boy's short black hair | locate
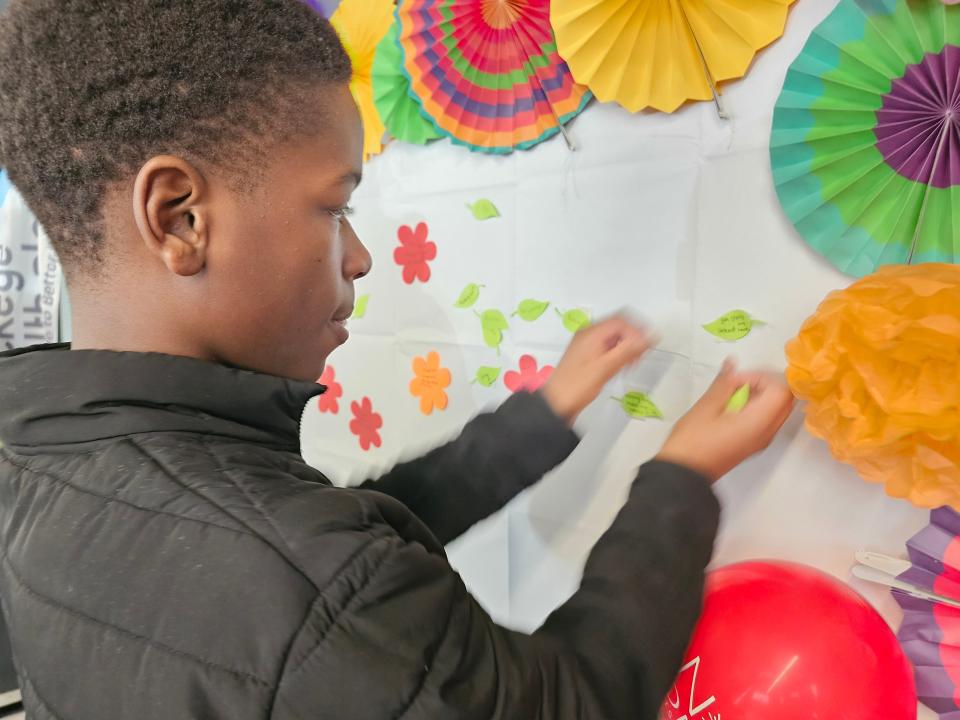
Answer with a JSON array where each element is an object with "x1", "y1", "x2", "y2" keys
[{"x1": 0, "y1": 0, "x2": 351, "y2": 272}]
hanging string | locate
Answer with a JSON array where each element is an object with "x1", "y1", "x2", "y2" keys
[
  {"x1": 678, "y1": 3, "x2": 728, "y2": 120},
  {"x1": 908, "y1": 112, "x2": 954, "y2": 263},
  {"x1": 505, "y1": 7, "x2": 578, "y2": 151}
]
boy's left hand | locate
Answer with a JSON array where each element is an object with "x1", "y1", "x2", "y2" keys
[{"x1": 541, "y1": 315, "x2": 653, "y2": 426}]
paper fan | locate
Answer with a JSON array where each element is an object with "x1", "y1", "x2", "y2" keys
[
  {"x1": 550, "y1": 0, "x2": 795, "y2": 115},
  {"x1": 889, "y1": 508, "x2": 960, "y2": 719},
  {"x1": 373, "y1": 21, "x2": 442, "y2": 146},
  {"x1": 771, "y1": 0, "x2": 960, "y2": 278},
  {"x1": 330, "y1": 0, "x2": 394, "y2": 160},
  {"x1": 396, "y1": 0, "x2": 592, "y2": 154},
  {"x1": 301, "y1": 0, "x2": 340, "y2": 17}
]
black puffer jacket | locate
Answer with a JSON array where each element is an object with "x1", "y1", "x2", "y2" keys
[{"x1": 0, "y1": 344, "x2": 719, "y2": 719}]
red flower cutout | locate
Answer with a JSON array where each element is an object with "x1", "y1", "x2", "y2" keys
[
  {"x1": 504, "y1": 354, "x2": 554, "y2": 393},
  {"x1": 349, "y1": 397, "x2": 383, "y2": 451},
  {"x1": 317, "y1": 365, "x2": 342, "y2": 414},
  {"x1": 393, "y1": 222, "x2": 436, "y2": 284}
]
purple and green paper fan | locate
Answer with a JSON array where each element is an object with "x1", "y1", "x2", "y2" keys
[
  {"x1": 895, "y1": 507, "x2": 960, "y2": 718},
  {"x1": 771, "y1": 0, "x2": 960, "y2": 277}
]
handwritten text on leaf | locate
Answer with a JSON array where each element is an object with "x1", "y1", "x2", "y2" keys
[
  {"x1": 513, "y1": 299, "x2": 550, "y2": 322},
  {"x1": 473, "y1": 366, "x2": 502, "y2": 387},
  {"x1": 615, "y1": 392, "x2": 664, "y2": 420},
  {"x1": 454, "y1": 283, "x2": 483, "y2": 309},
  {"x1": 703, "y1": 310, "x2": 760, "y2": 341},
  {"x1": 478, "y1": 309, "x2": 509, "y2": 352},
  {"x1": 558, "y1": 308, "x2": 591, "y2": 333}
]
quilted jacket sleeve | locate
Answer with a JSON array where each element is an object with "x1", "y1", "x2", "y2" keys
[
  {"x1": 271, "y1": 461, "x2": 719, "y2": 720},
  {"x1": 359, "y1": 391, "x2": 580, "y2": 545}
]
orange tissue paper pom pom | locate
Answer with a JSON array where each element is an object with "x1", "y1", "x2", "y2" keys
[{"x1": 786, "y1": 264, "x2": 960, "y2": 509}]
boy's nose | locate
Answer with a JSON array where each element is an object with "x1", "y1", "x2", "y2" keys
[{"x1": 343, "y1": 219, "x2": 372, "y2": 280}]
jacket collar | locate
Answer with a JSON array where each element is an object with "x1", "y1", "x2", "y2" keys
[{"x1": 0, "y1": 344, "x2": 325, "y2": 453}]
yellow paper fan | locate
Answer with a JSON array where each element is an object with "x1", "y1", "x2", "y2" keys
[
  {"x1": 330, "y1": 0, "x2": 394, "y2": 159},
  {"x1": 551, "y1": 0, "x2": 796, "y2": 114}
]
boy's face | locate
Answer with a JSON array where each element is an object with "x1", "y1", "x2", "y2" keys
[{"x1": 200, "y1": 83, "x2": 371, "y2": 381}]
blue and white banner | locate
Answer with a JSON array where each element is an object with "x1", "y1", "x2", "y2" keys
[{"x1": 0, "y1": 172, "x2": 62, "y2": 351}]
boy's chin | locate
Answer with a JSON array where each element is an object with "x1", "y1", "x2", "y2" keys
[
  {"x1": 259, "y1": 347, "x2": 331, "y2": 384},
  {"x1": 247, "y1": 329, "x2": 342, "y2": 382}
]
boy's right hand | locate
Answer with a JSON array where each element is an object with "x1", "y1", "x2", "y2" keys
[
  {"x1": 656, "y1": 360, "x2": 795, "y2": 483},
  {"x1": 541, "y1": 315, "x2": 652, "y2": 427}
]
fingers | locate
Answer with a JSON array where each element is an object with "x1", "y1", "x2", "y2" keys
[
  {"x1": 741, "y1": 376, "x2": 794, "y2": 418},
  {"x1": 733, "y1": 376, "x2": 795, "y2": 448},
  {"x1": 700, "y1": 359, "x2": 743, "y2": 408},
  {"x1": 580, "y1": 314, "x2": 652, "y2": 374},
  {"x1": 583, "y1": 314, "x2": 642, "y2": 343},
  {"x1": 698, "y1": 365, "x2": 794, "y2": 443},
  {"x1": 598, "y1": 331, "x2": 651, "y2": 377}
]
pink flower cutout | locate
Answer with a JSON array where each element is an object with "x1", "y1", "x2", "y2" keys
[
  {"x1": 504, "y1": 354, "x2": 554, "y2": 393},
  {"x1": 349, "y1": 397, "x2": 383, "y2": 451},
  {"x1": 317, "y1": 365, "x2": 342, "y2": 414},
  {"x1": 393, "y1": 222, "x2": 436, "y2": 284}
]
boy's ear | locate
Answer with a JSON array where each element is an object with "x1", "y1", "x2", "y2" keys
[{"x1": 132, "y1": 156, "x2": 210, "y2": 277}]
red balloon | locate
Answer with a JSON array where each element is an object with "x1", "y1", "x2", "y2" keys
[{"x1": 662, "y1": 561, "x2": 916, "y2": 720}]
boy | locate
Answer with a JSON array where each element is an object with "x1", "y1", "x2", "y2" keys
[{"x1": 0, "y1": 1, "x2": 794, "y2": 718}]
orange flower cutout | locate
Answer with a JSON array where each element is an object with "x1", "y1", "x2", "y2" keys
[
  {"x1": 409, "y1": 351, "x2": 451, "y2": 415},
  {"x1": 786, "y1": 263, "x2": 960, "y2": 510}
]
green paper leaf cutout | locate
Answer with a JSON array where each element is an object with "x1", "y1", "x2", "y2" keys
[
  {"x1": 352, "y1": 294, "x2": 370, "y2": 319},
  {"x1": 702, "y1": 310, "x2": 760, "y2": 342},
  {"x1": 454, "y1": 283, "x2": 483, "y2": 309},
  {"x1": 478, "y1": 309, "x2": 509, "y2": 352},
  {"x1": 557, "y1": 307, "x2": 591, "y2": 333},
  {"x1": 726, "y1": 383, "x2": 751, "y2": 414},
  {"x1": 513, "y1": 299, "x2": 550, "y2": 321},
  {"x1": 480, "y1": 309, "x2": 509, "y2": 331},
  {"x1": 482, "y1": 327, "x2": 503, "y2": 351},
  {"x1": 614, "y1": 392, "x2": 663, "y2": 420},
  {"x1": 467, "y1": 199, "x2": 500, "y2": 221},
  {"x1": 473, "y1": 366, "x2": 502, "y2": 387}
]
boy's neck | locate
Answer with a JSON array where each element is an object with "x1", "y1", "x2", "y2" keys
[{"x1": 68, "y1": 286, "x2": 212, "y2": 363}]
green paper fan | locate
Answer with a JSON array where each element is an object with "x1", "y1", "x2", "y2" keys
[
  {"x1": 771, "y1": 0, "x2": 960, "y2": 277},
  {"x1": 372, "y1": 21, "x2": 441, "y2": 146}
]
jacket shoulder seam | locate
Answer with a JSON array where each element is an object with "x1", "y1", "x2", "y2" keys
[{"x1": 1, "y1": 449, "x2": 259, "y2": 541}]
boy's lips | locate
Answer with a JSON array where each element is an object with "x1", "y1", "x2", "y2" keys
[
  {"x1": 330, "y1": 303, "x2": 353, "y2": 343},
  {"x1": 330, "y1": 317, "x2": 349, "y2": 344}
]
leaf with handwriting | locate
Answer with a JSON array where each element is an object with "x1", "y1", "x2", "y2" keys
[
  {"x1": 703, "y1": 310, "x2": 761, "y2": 341},
  {"x1": 473, "y1": 366, "x2": 502, "y2": 387},
  {"x1": 454, "y1": 283, "x2": 483, "y2": 309},
  {"x1": 513, "y1": 299, "x2": 550, "y2": 322},
  {"x1": 478, "y1": 309, "x2": 509, "y2": 352},
  {"x1": 557, "y1": 307, "x2": 591, "y2": 333},
  {"x1": 614, "y1": 392, "x2": 664, "y2": 420}
]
